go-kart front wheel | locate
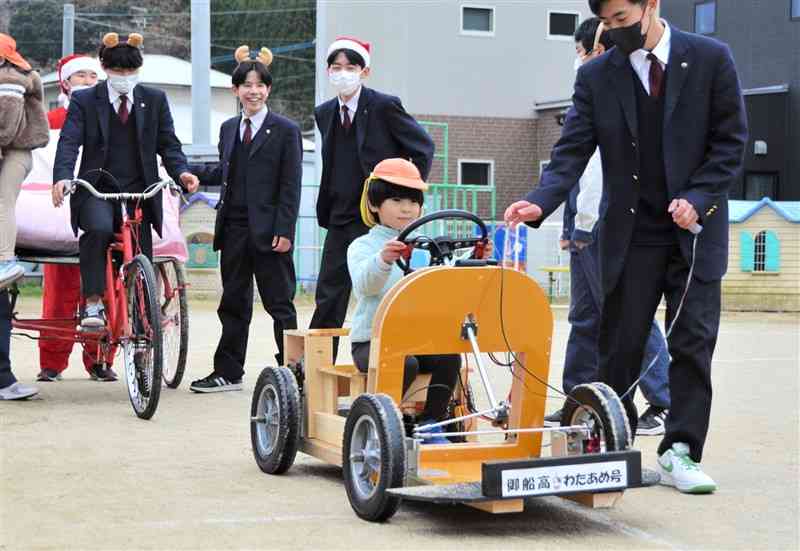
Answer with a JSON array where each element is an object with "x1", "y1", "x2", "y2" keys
[
  {"x1": 250, "y1": 367, "x2": 301, "y2": 474},
  {"x1": 342, "y1": 393, "x2": 406, "y2": 522},
  {"x1": 561, "y1": 382, "x2": 630, "y2": 453}
]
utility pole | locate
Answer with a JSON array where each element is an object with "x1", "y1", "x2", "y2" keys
[
  {"x1": 186, "y1": 0, "x2": 215, "y2": 161},
  {"x1": 62, "y1": 3, "x2": 74, "y2": 57}
]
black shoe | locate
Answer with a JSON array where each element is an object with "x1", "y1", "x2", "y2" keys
[
  {"x1": 37, "y1": 369, "x2": 62, "y2": 382},
  {"x1": 89, "y1": 364, "x2": 118, "y2": 382},
  {"x1": 544, "y1": 408, "x2": 563, "y2": 427},
  {"x1": 190, "y1": 373, "x2": 242, "y2": 393},
  {"x1": 637, "y1": 405, "x2": 668, "y2": 436}
]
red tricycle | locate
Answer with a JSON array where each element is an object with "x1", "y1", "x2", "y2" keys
[{"x1": 10, "y1": 178, "x2": 189, "y2": 419}]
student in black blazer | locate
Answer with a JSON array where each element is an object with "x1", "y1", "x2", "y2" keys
[
  {"x1": 505, "y1": 0, "x2": 747, "y2": 493},
  {"x1": 189, "y1": 47, "x2": 302, "y2": 393},
  {"x1": 309, "y1": 37, "x2": 434, "y2": 357},
  {"x1": 53, "y1": 34, "x2": 198, "y2": 343}
]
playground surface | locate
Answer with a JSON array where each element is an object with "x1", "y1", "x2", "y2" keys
[{"x1": 1, "y1": 301, "x2": 798, "y2": 550}]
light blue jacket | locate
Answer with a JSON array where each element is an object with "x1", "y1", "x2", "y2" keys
[{"x1": 347, "y1": 224, "x2": 405, "y2": 343}]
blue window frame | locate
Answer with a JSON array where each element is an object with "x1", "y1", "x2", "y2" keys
[
  {"x1": 793, "y1": 0, "x2": 800, "y2": 19},
  {"x1": 694, "y1": 1, "x2": 716, "y2": 34}
]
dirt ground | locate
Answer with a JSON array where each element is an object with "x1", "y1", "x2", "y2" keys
[{"x1": 1, "y1": 298, "x2": 798, "y2": 551}]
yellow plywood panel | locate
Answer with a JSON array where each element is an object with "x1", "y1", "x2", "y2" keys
[{"x1": 369, "y1": 266, "x2": 552, "y2": 462}]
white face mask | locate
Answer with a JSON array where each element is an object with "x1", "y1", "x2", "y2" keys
[
  {"x1": 108, "y1": 73, "x2": 139, "y2": 95},
  {"x1": 329, "y1": 70, "x2": 361, "y2": 96},
  {"x1": 69, "y1": 84, "x2": 92, "y2": 97},
  {"x1": 574, "y1": 56, "x2": 583, "y2": 73}
]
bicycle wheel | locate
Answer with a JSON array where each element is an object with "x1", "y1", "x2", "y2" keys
[
  {"x1": 157, "y1": 260, "x2": 189, "y2": 388},
  {"x1": 123, "y1": 254, "x2": 163, "y2": 419}
]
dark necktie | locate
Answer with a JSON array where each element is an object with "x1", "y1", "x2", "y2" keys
[
  {"x1": 243, "y1": 118, "x2": 252, "y2": 145},
  {"x1": 341, "y1": 105, "x2": 351, "y2": 131},
  {"x1": 647, "y1": 53, "x2": 664, "y2": 98},
  {"x1": 118, "y1": 95, "x2": 129, "y2": 124}
]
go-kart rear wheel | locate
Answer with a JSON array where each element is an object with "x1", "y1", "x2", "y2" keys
[
  {"x1": 343, "y1": 393, "x2": 406, "y2": 522},
  {"x1": 591, "y1": 382, "x2": 633, "y2": 448},
  {"x1": 123, "y1": 255, "x2": 163, "y2": 420},
  {"x1": 157, "y1": 260, "x2": 188, "y2": 389},
  {"x1": 250, "y1": 367, "x2": 301, "y2": 474},
  {"x1": 561, "y1": 382, "x2": 629, "y2": 453}
]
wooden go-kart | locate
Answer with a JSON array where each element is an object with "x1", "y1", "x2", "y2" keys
[{"x1": 250, "y1": 210, "x2": 650, "y2": 522}]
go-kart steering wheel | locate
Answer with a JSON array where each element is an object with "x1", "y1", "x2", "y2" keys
[{"x1": 395, "y1": 209, "x2": 489, "y2": 274}]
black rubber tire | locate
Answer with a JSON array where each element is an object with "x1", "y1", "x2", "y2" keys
[
  {"x1": 123, "y1": 254, "x2": 163, "y2": 420},
  {"x1": 591, "y1": 382, "x2": 633, "y2": 449},
  {"x1": 250, "y1": 367, "x2": 301, "y2": 474},
  {"x1": 158, "y1": 260, "x2": 189, "y2": 389},
  {"x1": 342, "y1": 393, "x2": 406, "y2": 522},
  {"x1": 561, "y1": 382, "x2": 629, "y2": 452}
]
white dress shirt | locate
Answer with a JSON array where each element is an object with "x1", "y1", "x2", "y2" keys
[
  {"x1": 628, "y1": 20, "x2": 671, "y2": 95},
  {"x1": 106, "y1": 80, "x2": 136, "y2": 114},
  {"x1": 240, "y1": 105, "x2": 268, "y2": 141},
  {"x1": 337, "y1": 85, "x2": 361, "y2": 123}
]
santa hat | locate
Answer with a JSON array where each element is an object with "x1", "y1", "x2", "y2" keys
[
  {"x1": 327, "y1": 36, "x2": 371, "y2": 68},
  {"x1": 56, "y1": 54, "x2": 102, "y2": 105}
]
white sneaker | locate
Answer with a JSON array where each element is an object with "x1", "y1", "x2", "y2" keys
[
  {"x1": 0, "y1": 382, "x2": 39, "y2": 400},
  {"x1": 0, "y1": 260, "x2": 25, "y2": 289},
  {"x1": 658, "y1": 442, "x2": 717, "y2": 494}
]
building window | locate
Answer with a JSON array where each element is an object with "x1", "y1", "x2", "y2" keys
[
  {"x1": 793, "y1": 0, "x2": 800, "y2": 19},
  {"x1": 547, "y1": 11, "x2": 579, "y2": 40},
  {"x1": 745, "y1": 172, "x2": 778, "y2": 200},
  {"x1": 694, "y1": 1, "x2": 716, "y2": 34},
  {"x1": 740, "y1": 230, "x2": 781, "y2": 273},
  {"x1": 458, "y1": 160, "x2": 494, "y2": 186},
  {"x1": 461, "y1": 5, "x2": 495, "y2": 36}
]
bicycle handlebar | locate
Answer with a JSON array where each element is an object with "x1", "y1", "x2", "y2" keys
[{"x1": 65, "y1": 178, "x2": 180, "y2": 201}]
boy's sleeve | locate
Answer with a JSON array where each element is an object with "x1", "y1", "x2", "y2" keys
[
  {"x1": 384, "y1": 96, "x2": 435, "y2": 180},
  {"x1": 189, "y1": 124, "x2": 224, "y2": 187},
  {"x1": 53, "y1": 97, "x2": 85, "y2": 183},
  {"x1": 156, "y1": 93, "x2": 190, "y2": 182},
  {"x1": 348, "y1": 238, "x2": 393, "y2": 297},
  {"x1": 274, "y1": 123, "x2": 303, "y2": 240},
  {"x1": 680, "y1": 44, "x2": 747, "y2": 221}
]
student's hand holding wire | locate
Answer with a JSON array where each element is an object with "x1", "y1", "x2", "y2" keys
[
  {"x1": 381, "y1": 240, "x2": 407, "y2": 264},
  {"x1": 504, "y1": 200, "x2": 542, "y2": 228},
  {"x1": 272, "y1": 236, "x2": 291, "y2": 253},
  {"x1": 668, "y1": 198, "x2": 699, "y2": 230}
]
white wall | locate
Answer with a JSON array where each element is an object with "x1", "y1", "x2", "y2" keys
[{"x1": 321, "y1": 0, "x2": 590, "y2": 118}]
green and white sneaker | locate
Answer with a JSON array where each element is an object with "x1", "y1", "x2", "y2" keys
[{"x1": 658, "y1": 442, "x2": 717, "y2": 494}]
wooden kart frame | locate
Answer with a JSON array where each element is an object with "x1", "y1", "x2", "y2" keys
[{"x1": 261, "y1": 264, "x2": 644, "y2": 518}]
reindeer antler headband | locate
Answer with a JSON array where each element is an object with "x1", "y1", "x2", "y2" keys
[
  {"x1": 234, "y1": 45, "x2": 273, "y2": 67},
  {"x1": 102, "y1": 32, "x2": 143, "y2": 50}
]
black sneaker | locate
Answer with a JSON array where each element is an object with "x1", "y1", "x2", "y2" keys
[
  {"x1": 544, "y1": 408, "x2": 563, "y2": 427},
  {"x1": 89, "y1": 364, "x2": 118, "y2": 382},
  {"x1": 637, "y1": 405, "x2": 668, "y2": 436},
  {"x1": 37, "y1": 369, "x2": 62, "y2": 382},
  {"x1": 190, "y1": 373, "x2": 242, "y2": 393}
]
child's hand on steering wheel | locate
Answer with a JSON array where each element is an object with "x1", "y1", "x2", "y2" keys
[{"x1": 381, "y1": 240, "x2": 407, "y2": 265}]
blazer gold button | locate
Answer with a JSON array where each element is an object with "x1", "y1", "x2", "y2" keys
[
  {"x1": 633, "y1": 174, "x2": 639, "y2": 181},
  {"x1": 630, "y1": 208, "x2": 636, "y2": 214}
]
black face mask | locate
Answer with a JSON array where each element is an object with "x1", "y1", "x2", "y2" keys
[{"x1": 607, "y1": 8, "x2": 648, "y2": 55}]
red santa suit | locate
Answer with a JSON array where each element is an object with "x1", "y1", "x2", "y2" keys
[{"x1": 40, "y1": 54, "x2": 107, "y2": 374}]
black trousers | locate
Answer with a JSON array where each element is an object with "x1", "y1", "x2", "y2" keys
[
  {"x1": 310, "y1": 221, "x2": 368, "y2": 361},
  {"x1": 599, "y1": 243, "x2": 720, "y2": 462},
  {"x1": 77, "y1": 196, "x2": 153, "y2": 297},
  {"x1": 0, "y1": 290, "x2": 15, "y2": 388},
  {"x1": 214, "y1": 220, "x2": 297, "y2": 380},
  {"x1": 351, "y1": 341, "x2": 460, "y2": 421}
]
